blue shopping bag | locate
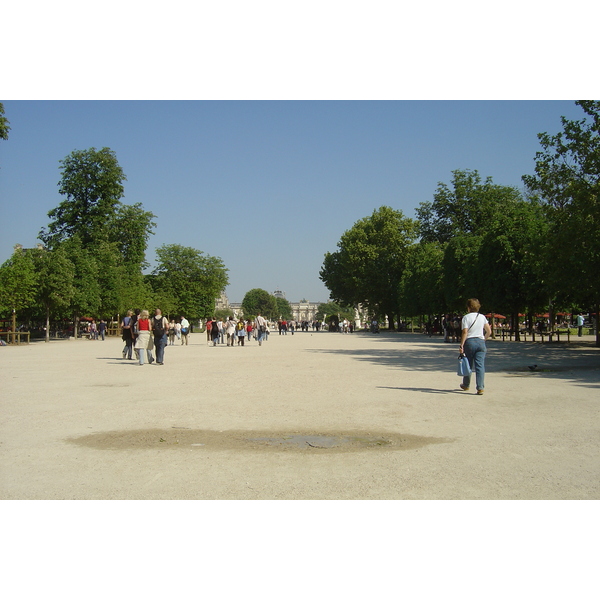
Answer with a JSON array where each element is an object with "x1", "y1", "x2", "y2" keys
[{"x1": 457, "y1": 354, "x2": 471, "y2": 377}]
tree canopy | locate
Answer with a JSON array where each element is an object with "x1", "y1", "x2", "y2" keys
[
  {"x1": 150, "y1": 244, "x2": 229, "y2": 319},
  {"x1": 241, "y1": 288, "x2": 278, "y2": 320},
  {"x1": 40, "y1": 147, "x2": 127, "y2": 248},
  {"x1": 320, "y1": 206, "x2": 418, "y2": 328},
  {"x1": 0, "y1": 102, "x2": 10, "y2": 141},
  {"x1": 522, "y1": 100, "x2": 600, "y2": 345}
]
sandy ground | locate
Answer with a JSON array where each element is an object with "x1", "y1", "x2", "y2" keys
[{"x1": 1, "y1": 329, "x2": 599, "y2": 499}]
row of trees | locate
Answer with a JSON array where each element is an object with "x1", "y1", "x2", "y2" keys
[
  {"x1": 320, "y1": 101, "x2": 600, "y2": 345},
  {"x1": 0, "y1": 146, "x2": 229, "y2": 340}
]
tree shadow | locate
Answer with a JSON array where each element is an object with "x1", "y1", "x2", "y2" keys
[{"x1": 307, "y1": 332, "x2": 600, "y2": 388}]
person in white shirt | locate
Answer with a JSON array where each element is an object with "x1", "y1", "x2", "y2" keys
[
  {"x1": 254, "y1": 313, "x2": 268, "y2": 346},
  {"x1": 225, "y1": 316, "x2": 236, "y2": 346},
  {"x1": 458, "y1": 298, "x2": 491, "y2": 395},
  {"x1": 180, "y1": 316, "x2": 190, "y2": 345}
]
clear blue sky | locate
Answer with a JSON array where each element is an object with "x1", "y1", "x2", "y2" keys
[{"x1": 0, "y1": 100, "x2": 587, "y2": 303}]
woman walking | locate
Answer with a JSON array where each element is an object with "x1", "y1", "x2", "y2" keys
[
  {"x1": 236, "y1": 319, "x2": 246, "y2": 346},
  {"x1": 135, "y1": 309, "x2": 154, "y2": 365},
  {"x1": 225, "y1": 316, "x2": 236, "y2": 346},
  {"x1": 210, "y1": 318, "x2": 220, "y2": 346},
  {"x1": 459, "y1": 298, "x2": 491, "y2": 395}
]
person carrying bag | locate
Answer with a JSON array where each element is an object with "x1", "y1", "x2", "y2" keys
[{"x1": 458, "y1": 298, "x2": 491, "y2": 395}]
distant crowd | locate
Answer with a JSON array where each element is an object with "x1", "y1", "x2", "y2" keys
[{"x1": 119, "y1": 311, "x2": 327, "y2": 366}]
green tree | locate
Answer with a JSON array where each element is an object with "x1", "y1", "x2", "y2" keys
[
  {"x1": 399, "y1": 241, "x2": 445, "y2": 318},
  {"x1": 275, "y1": 297, "x2": 293, "y2": 320},
  {"x1": 320, "y1": 206, "x2": 418, "y2": 329},
  {"x1": 110, "y1": 202, "x2": 157, "y2": 269},
  {"x1": 151, "y1": 244, "x2": 229, "y2": 319},
  {"x1": 522, "y1": 100, "x2": 600, "y2": 345},
  {"x1": 0, "y1": 102, "x2": 10, "y2": 140},
  {"x1": 38, "y1": 148, "x2": 156, "y2": 330},
  {"x1": 417, "y1": 169, "x2": 523, "y2": 243},
  {"x1": 417, "y1": 169, "x2": 548, "y2": 325},
  {"x1": 241, "y1": 288, "x2": 278, "y2": 320},
  {"x1": 0, "y1": 248, "x2": 37, "y2": 331},
  {"x1": 61, "y1": 237, "x2": 102, "y2": 336},
  {"x1": 40, "y1": 147, "x2": 127, "y2": 248},
  {"x1": 30, "y1": 246, "x2": 75, "y2": 342}
]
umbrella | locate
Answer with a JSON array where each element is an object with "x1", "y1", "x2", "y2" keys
[{"x1": 485, "y1": 313, "x2": 506, "y2": 319}]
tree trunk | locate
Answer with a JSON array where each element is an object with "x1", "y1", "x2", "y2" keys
[
  {"x1": 45, "y1": 306, "x2": 50, "y2": 343},
  {"x1": 512, "y1": 312, "x2": 520, "y2": 341}
]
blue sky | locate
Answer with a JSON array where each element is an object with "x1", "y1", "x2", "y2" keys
[{"x1": 0, "y1": 100, "x2": 588, "y2": 302}]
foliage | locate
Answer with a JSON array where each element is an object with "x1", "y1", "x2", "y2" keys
[
  {"x1": 417, "y1": 169, "x2": 523, "y2": 242},
  {"x1": 399, "y1": 241, "x2": 445, "y2": 317},
  {"x1": 30, "y1": 246, "x2": 76, "y2": 341},
  {"x1": 0, "y1": 102, "x2": 10, "y2": 140},
  {"x1": 522, "y1": 100, "x2": 600, "y2": 312},
  {"x1": 241, "y1": 288, "x2": 278, "y2": 320},
  {"x1": 320, "y1": 206, "x2": 418, "y2": 328},
  {"x1": 275, "y1": 297, "x2": 293, "y2": 320},
  {"x1": 40, "y1": 147, "x2": 127, "y2": 248},
  {"x1": 151, "y1": 244, "x2": 229, "y2": 320},
  {"x1": 0, "y1": 249, "x2": 38, "y2": 315},
  {"x1": 110, "y1": 202, "x2": 157, "y2": 269},
  {"x1": 414, "y1": 169, "x2": 548, "y2": 319},
  {"x1": 60, "y1": 236, "x2": 102, "y2": 320}
]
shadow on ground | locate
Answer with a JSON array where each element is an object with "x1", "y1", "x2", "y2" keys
[{"x1": 308, "y1": 332, "x2": 600, "y2": 388}]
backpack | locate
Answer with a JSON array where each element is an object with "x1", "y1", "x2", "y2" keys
[{"x1": 153, "y1": 316, "x2": 166, "y2": 337}]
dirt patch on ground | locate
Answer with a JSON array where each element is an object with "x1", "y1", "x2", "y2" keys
[{"x1": 67, "y1": 428, "x2": 451, "y2": 453}]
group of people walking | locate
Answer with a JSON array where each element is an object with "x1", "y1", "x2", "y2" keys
[
  {"x1": 205, "y1": 315, "x2": 270, "y2": 347},
  {"x1": 118, "y1": 300, "x2": 491, "y2": 396},
  {"x1": 121, "y1": 310, "x2": 190, "y2": 366}
]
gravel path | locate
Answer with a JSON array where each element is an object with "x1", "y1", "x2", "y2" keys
[{"x1": 2, "y1": 330, "x2": 599, "y2": 499}]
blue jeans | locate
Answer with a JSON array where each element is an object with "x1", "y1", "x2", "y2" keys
[
  {"x1": 154, "y1": 334, "x2": 167, "y2": 363},
  {"x1": 463, "y1": 337, "x2": 487, "y2": 391}
]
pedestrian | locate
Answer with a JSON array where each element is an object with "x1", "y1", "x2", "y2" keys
[
  {"x1": 168, "y1": 320, "x2": 176, "y2": 345},
  {"x1": 225, "y1": 316, "x2": 236, "y2": 346},
  {"x1": 246, "y1": 319, "x2": 253, "y2": 342},
  {"x1": 217, "y1": 318, "x2": 225, "y2": 344},
  {"x1": 135, "y1": 310, "x2": 154, "y2": 365},
  {"x1": 98, "y1": 319, "x2": 107, "y2": 341},
  {"x1": 152, "y1": 308, "x2": 169, "y2": 364},
  {"x1": 236, "y1": 318, "x2": 245, "y2": 346},
  {"x1": 180, "y1": 316, "x2": 190, "y2": 345},
  {"x1": 458, "y1": 298, "x2": 491, "y2": 395},
  {"x1": 255, "y1": 313, "x2": 268, "y2": 346},
  {"x1": 576, "y1": 313, "x2": 585, "y2": 337},
  {"x1": 210, "y1": 318, "x2": 220, "y2": 346},
  {"x1": 205, "y1": 318, "x2": 213, "y2": 345},
  {"x1": 121, "y1": 310, "x2": 134, "y2": 359}
]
